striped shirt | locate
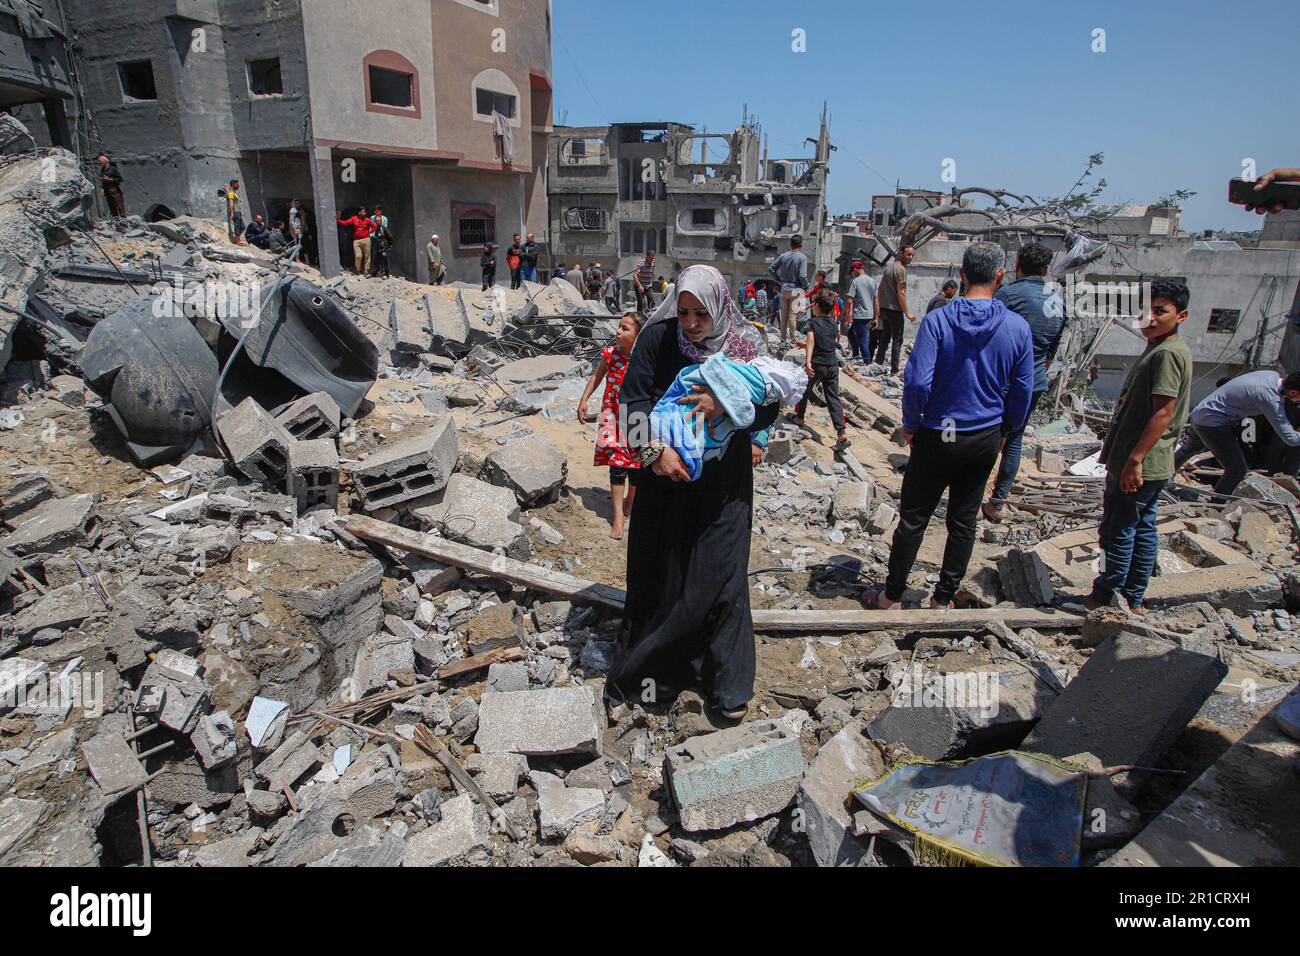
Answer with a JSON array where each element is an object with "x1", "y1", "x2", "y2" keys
[{"x1": 636, "y1": 258, "x2": 656, "y2": 289}]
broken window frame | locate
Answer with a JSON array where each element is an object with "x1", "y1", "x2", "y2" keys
[
  {"x1": 246, "y1": 58, "x2": 283, "y2": 97},
  {"x1": 1207, "y1": 308, "x2": 1242, "y2": 334},
  {"x1": 117, "y1": 59, "x2": 158, "y2": 102}
]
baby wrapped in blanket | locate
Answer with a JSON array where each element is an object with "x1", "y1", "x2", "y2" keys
[{"x1": 640, "y1": 267, "x2": 807, "y2": 481}]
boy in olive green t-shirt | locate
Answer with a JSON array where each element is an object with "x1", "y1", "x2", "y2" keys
[{"x1": 1086, "y1": 278, "x2": 1193, "y2": 612}]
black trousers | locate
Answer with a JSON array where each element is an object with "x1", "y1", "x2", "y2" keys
[
  {"x1": 885, "y1": 424, "x2": 1001, "y2": 604},
  {"x1": 481, "y1": 268, "x2": 495, "y2": 291},
  {"x1": 796, "y1": 363, "x2": 845, "y2": 433},
  {"x1": 873, "y1": 308, "x2": 906, "y2": 372},
  {"x1": 510, "y1": 268, "x2": 522, "y2": 289}
]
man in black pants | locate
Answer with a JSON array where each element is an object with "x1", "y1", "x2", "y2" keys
[
  {"x1": 792, "y1": 288, "x2": 851, "y2": 451},
  {"x1": 873, "y1": 244, "x2": 916, "y2": 374},
  {"x1": 872, "y1": 242, "x2": 1035, "y2": 610}
]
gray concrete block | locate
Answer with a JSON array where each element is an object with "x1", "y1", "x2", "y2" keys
[
  {"x1": 998, "y1": 548, "x2": 1055, "y2": 606},
  {"x1": 536, "y1": 778, "x2": 605, "y2": 840},
  {"x1": 867, "y1": 665, "x2": 1056, "y2": 761},
  {"x1": 1022, "y1": 632, "x2": 1228, "y2": 784},
  {"x1": 288, "y1": 438, "x2": 340, "y2": 511},
  {"x1": 413, "y1": 474, "x2": 529, "y2": 559},
  {"x1": 348, "y1": 417, "x2": 458, "y2": 510},
  {"x1": 254, "y1": 730, "x2": 323, "y2": 788},
  {"x1": 345, "y1": 631, "x2": 415, "y2": 702},
  {"x1": 191, "y1": 711, "x2": 237, "y2": 770},
  {"x1": 402, "y1": 793, "x2": 491, "y2": 867},
  {"x1": 481, "y1": 431, "x2": 567, "y2": 507},
  {"x1": 218, "y1": 398, "x2": 295, "y2": 492},
  {"x1": 485, "y1": 662, "x2": 529, "y2": 693},
  {"x1": 664, "y1": 719, "x2": 806, "y2": 832},
  {"x1": 463, "y1": 752, "x2": 526, "y2": 802},
  {"x1": 475, "y1": 685, "x2": 603, "y2": 757},
  {"x1": 797, "y1": 725, "x2": 885, "y2": 867},
  {"x1": 0, "y1": 493, "x2": 100, "y2": 557},
  {"x1": 275, "y1": 391, "x2": 342, "y2": 440},
  {"x1": 832, "y1": 481, "x2": 873, "y2": 526}
]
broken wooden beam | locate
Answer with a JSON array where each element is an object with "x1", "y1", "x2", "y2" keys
[
  {"x1": 347, "y1": 516, "x2": 1087, "y2": 634},
  {"x1": 751, "y1": 606, "x2": 1084, "y2": 633},
  {"x1": 346, "y1": 515, "x2": 626, "y2": 611}
]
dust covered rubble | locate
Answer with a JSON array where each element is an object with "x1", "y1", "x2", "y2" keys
[{"x1": 1, "y1": 126, "x2": 1298, "y2": 866}]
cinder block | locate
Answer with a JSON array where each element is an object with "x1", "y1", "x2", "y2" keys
[
  {"x1": 1022, "y1": 632, "x2": 1228, "y2": 790},
  {"x1": 288, "y1": 438, "x2": 340, "y2": 511},
  {"x1": 218, "y1": 398, "x2": 294, "y2": 492},
  {"x1": 832, "y1": 481, "x2": 873, "y2": 526},
  {"x1": 275, "y1": 391, "x2": 342, "y2": 440},
  {"x1": 413, "y1": 474, "x2": 529, "y2": 559},
  {"x1": 664, "y1": 719, "x2": 806, "y2": 832},
  {"x1": 348, "y1": 417, "x2": 458, "y2": 510}
]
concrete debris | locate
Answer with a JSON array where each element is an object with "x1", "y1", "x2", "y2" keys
[
  {"x1": 867, "y1": 664, "x2": 1057, "y2": 761},
  {"x1": 1022, "y1": 632, "x2": 1228, "y2": 791},
  {"x1": 0, "y1": 189, "x2": 1295, "y2": 872},
  {"x1": 475, "y1": 686, "x2": 603, "y2": 757},
  {"x1": 664, "y1": 720, "x2": 806, "y2": 832},
  {"x1": 482, "y1": 431, "x2": 568, "y2": 507},
  {"x1": 348, "y1": 418, "x2": 458, "y2": 511},
  {"x1": 998, "y1": 548, "x2": 1056, "y2": 606}
]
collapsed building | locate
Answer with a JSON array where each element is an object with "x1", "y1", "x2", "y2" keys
[
  {"x1": 31, "y1": 0, "x2": 553, "y2": 284},
  {"x1": 548, "y1": 112, "x2": 832, "y2": 291}
]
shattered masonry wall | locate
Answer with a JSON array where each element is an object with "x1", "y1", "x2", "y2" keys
[{"x1": 62, "y1": 0, "x2": 311, "y2": 221}]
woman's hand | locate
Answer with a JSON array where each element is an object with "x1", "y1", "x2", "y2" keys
[
  {"x1": 652, "y1": 445, "x2": 691, "y2": 482},
  {"x1": 577, "y1": 400, "x2": 589, "y2": 424},
  {"x1": 678, "y1": 386, "x2": 723, "y2": 433}
]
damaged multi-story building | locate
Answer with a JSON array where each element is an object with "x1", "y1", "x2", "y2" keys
[
  {"x1": 548, "y1": 113, "x2": 832, "y2": 290},
  {"x1": 836, "y1": 200, "x2": 1300, "y2": 406},
  {"x1": 50, "y1": 0, "x2": 553, "y2": 283},
  {"x1": 0, "y1": 0, "x2": 74, "y2": 148}
]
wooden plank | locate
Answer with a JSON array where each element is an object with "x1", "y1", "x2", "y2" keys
[
  {"x1": 437, "y1": 646, "x2": 526, "y2": 680},
  {"x1": 413, "y1": 725, "x2": 523, "y2": 842},
  {"x1": 751, "y1": 607, "x2": 1084, "y2": 633},
  {"x1": 346, "y1": 515, "x2": 626, "y2": 611},
  {"x1": 349, "y1": 516, "x2": 1085, "y2": 635}
]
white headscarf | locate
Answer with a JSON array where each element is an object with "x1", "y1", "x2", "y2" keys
[{"x1": 643, "y1": 265, "x2": 767, "y2": 363}]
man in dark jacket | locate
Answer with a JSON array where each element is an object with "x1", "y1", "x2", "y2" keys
[
  {"x1": 480, "y1": 243, "x2": 497, "y2": 291},
  {"x1": 97, "y1": 153, "x2": 126, "y2": 217},
  {"x1": 984, "y1": 243, "x2": 1067, "y2": 520}
]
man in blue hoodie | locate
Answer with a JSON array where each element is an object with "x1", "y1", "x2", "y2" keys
[{"x1": 871, "y1": 242, "x2": 1035, "y2": 610}]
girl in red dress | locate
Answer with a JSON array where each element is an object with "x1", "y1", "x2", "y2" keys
[{"x1": 579, "y1": 313, "x2": 643, "y2": 539}]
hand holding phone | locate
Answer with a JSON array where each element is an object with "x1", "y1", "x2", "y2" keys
[{"x1": 1229, "y1": 172, "x2": 1300, "y2": 214}]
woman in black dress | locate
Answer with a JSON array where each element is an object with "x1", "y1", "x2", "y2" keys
[{"x1": 608, "y1": 265, "x2": 782, "y2": 720}]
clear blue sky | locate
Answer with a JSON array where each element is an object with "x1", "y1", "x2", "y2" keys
[{"x1": 551, "y1": 0, "x2": 1300, "y2": 231}]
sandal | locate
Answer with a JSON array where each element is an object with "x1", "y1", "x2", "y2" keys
[{"x1": 717, "y1": 705, "x2": 748, "y2": 721}]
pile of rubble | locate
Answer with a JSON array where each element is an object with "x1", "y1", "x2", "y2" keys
[{"x1": 1, "y1": 132, "x2": 1298, "y2": 868}]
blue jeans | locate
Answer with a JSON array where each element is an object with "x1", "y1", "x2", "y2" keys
[
  {"x1": 1091, "y1": 471, "x2": 1168, "y2": 609},
  {"x1": 521, "y1": 266, "x2": 537, "y2": 283},
  {"x1": 991, "y1": 390, "x2": 1046, "y2": 503},
  {"x1": 849, "y1": 320, "x2": 872, "y2": 360}
]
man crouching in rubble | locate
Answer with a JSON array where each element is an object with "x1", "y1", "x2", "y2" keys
[{"x1": 1085, "y1": 278, "x2": 1192, "y2": 614}]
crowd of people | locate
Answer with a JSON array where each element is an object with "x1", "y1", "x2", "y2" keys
[{"x1": 575, "y1": 204, "x2": 1300, "y2": 723}]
